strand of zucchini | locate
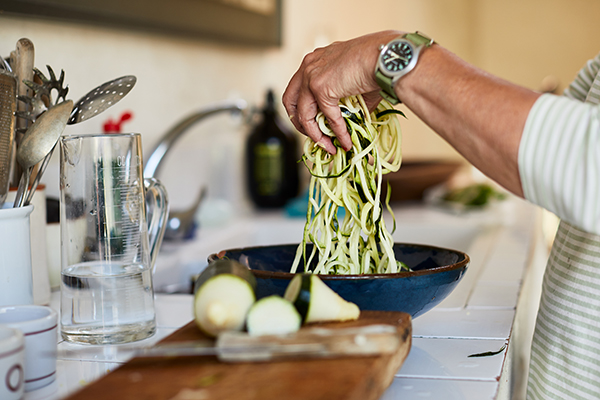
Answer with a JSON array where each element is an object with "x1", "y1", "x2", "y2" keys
[{"x1": 290, "y1": 95, "x2": 408, "y2": 275}]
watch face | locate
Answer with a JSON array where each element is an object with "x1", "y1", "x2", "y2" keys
[{"x1": 382, "y1": 41, "x2": 413, "y2": 73}]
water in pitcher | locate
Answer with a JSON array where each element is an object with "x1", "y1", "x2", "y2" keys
[{"x1": 60, "y1": 261, "x2": 156, "y2": 344}]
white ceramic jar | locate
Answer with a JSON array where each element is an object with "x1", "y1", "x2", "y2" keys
[{"x1": 0, "y1": 204, "x2": 34, "y2": 307}]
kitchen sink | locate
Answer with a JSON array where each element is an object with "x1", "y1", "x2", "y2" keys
[{"x1": 153, "y1": 208, "x2": 497, "y2": 298}]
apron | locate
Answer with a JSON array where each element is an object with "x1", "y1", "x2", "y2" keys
[{"x1": 527, "y1": 64, "x2": 600, "y2": 399}]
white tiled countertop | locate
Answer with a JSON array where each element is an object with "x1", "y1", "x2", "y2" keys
[{"x1": 25, "y1": 195, "x2": 548, "y2": 400}]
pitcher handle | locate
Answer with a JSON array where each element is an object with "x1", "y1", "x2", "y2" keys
[{"x1": 144, "y1": 177, "x2": 169, "y2": 273}]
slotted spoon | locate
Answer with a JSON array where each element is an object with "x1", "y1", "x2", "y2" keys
[
  {"x1": 25, "y1": 75, "x2": 137, "y2": 204},
  {"x1": 68, "y1": 75, "x2": 136, "y2": 125}
]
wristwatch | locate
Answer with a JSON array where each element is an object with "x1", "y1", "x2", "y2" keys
[{"x1": 375, "y1": 31, "x2": 434, "y2": 104}]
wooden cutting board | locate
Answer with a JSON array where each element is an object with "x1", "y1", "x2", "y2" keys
[{"x1": 65, "y1": 311, "x2": 411, "y2": 400}]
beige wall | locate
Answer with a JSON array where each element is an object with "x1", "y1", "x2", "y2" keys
[
  {"x1": 473, "y1": 0, "x2": 600, "y2": 90},
  {"x1": 1, "y1": 0, "x2": 600, "y2": 211}
]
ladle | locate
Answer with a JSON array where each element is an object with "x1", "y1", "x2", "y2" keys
[
  {"x1": 13, "y1": 100, "x2": 72, "y2": 207},
  {"x1": 24, "y1": 75, "x2": 137, "y2": 204}
]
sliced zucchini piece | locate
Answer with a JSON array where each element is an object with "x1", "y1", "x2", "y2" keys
[
  {"x1": 193, "y1": 260, "x2": 256, "y2": 337},
  {"x1": 246, "y1": 295, "x2": 302, "y2": 336},
  {"x1": 284, "y1": 274, "x2": 360, "y2": 323},
  {"x1": 193, "y1": 259, "x2": 256, "y2": 294}
]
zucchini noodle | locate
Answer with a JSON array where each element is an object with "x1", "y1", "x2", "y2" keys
[{"x1": 291, "y1": 95, "x2": 408, "y2": 275}]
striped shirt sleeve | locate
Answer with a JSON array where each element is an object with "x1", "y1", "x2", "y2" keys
[
  {"x1": 518, "y1": 95, "x2": 600, "y2": 235},
  {"x1": 563, "y1": 54, "x2": 600, "y2": 101}
]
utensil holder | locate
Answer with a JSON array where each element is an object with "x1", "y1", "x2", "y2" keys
[
  {"x1": 7, "y1": 186, "x2": 50, "y2": 305},
  {"x1": 0, "y1": 205, "x2": 34, "y2": 307}
]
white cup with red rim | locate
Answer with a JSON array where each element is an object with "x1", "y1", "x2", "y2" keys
[
  {"x1": 0, "y1": 326, "x2": 25, "y2": 399},
  {"x1": 0, "y1": 305, "x2": 58, "y2": 391}
]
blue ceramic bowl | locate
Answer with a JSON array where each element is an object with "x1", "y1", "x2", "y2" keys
[{"x1": 208, "y1": 243, "x2": 469, "y2": 318}]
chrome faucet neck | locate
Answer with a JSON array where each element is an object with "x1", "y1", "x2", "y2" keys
[{"x1": 143, "y1": 99, "x2": 247, "y2": 178}]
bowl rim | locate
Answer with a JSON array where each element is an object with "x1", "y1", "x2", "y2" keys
[{"x1": 208, "y1": 242, "x2": 470, "y2": 280}]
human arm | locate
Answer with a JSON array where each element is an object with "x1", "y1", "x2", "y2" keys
[
  {"x1": 519, "y1": 53, "x2": 600, "y2": 235},
  {"x1": 407, "y1": 47, "x2": 600, "y2": 233},
  {"x1": 282, "y1": 30, "x2": 541, "y2": 197}
]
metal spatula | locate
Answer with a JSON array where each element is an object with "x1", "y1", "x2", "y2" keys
[{"x1": 0, "y1": 69, "x2": 17, "y2": 207}]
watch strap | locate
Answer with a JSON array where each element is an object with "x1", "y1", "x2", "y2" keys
[
  {"x1": 375, "y1": 70, "x2": 400, "y2": 105},
  {"x1": 404, "y1": 31, "x2": 434, "y2": 48}
]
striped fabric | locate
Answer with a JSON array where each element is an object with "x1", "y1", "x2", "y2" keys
[
  {"x1": 519, "y1": 53, "x2": 600, "y2": 399},
  {"x1": 527, "y1": 224, "x2": 600, "y2": 398},
  {"x1": 519, "y1": 95, "x2": 600, "y2": 235}
]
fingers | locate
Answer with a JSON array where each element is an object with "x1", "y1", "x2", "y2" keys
[
  {"x1": 283, "y1": 55, "x2": 341, "y2": 154},
  {"x1": 295, "y1": 86, "x2": 338, "y2": 154},
  {"x1": 315, "y1": 100, "x2": 353, "y2": 151},
  {"x1": 282, "y1": 69, "x2": 305, "y2": 134},
  {"x1": 284, "y1": 65, "x2": 350, "y2": 153}
]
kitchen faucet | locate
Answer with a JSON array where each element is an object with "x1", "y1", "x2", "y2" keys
[
  {"x1": 144, "y1": 98, "x2": 248, "y2": 179},
  {"x1": 144, "y1": 98, "x2": 248, "y2": 241}
]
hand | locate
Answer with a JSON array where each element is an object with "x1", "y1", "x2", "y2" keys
[{"x1": 282, "y1": 30, "x2": 403, "y2": 153}]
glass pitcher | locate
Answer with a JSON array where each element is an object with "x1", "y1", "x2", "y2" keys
[{"x1": 59, "y1": 133, "x2": 168, "y2": 344}]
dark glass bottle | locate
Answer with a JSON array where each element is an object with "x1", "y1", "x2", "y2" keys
[{"x1": 246, "y1": 89, "x2": 299, "y2": 208}]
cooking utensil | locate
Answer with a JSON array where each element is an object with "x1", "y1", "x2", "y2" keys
[
  {"x1": 137, "y1": 324, "x2": 400, "y2": 362},
  {"x1": 68, "y1": 75, "x2": 136, "y2": 125},
  {"x1": 209, "y1": 243, "x2": 470, "y2": 319},
  {"x1": 0, "y1": 69, "x2": 17, "y2": 207},
  {"x1": 0, "y1": 56, "x2": 11, "y2": 71},
  {"x1": 23, "y1": 146, "x2": 53, "y2": 206},
  {"x1": 13, "y1": 100, "x2": 72, "y2": 208},
  {"x1": 11, "y1": 39, "x2": 35, "y2": 188},
  {"x1": 24, "y1": 75, "x2": 137, "y2": 205},
  {"x1": 50, "y1": 324, "x2": 401, "y2": 362},
  {"x1": 14, "y1": 66, "x2": 69, "y2": 204},
  {"x1": 14, "y1": 39, "x2": 34, "y2": 133},
  {"x1": 16, "y1": 66, "x2": 69, "y2": 129}
]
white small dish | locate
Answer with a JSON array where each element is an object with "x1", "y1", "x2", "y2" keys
[
  {"x1": 0, "y1": 305, "x2": 58, "y2": 391},
  {"x1": 0, "y1": 326, "x2": 25, "y2": 399}
]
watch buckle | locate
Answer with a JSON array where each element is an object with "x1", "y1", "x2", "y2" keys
[{"x1": 415, "y1": 31, "x2": 435, "y2": 46}]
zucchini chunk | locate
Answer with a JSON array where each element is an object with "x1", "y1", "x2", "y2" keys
[
  {"x1": 193, "y1": 260, "x2": 256, "y2": 337},
  {"x1": 246, "y1": 295, "x2": 302, "y2": 336},
  {"x1": 284, "y1": 274, "x2": 360, "y2": 323}
]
